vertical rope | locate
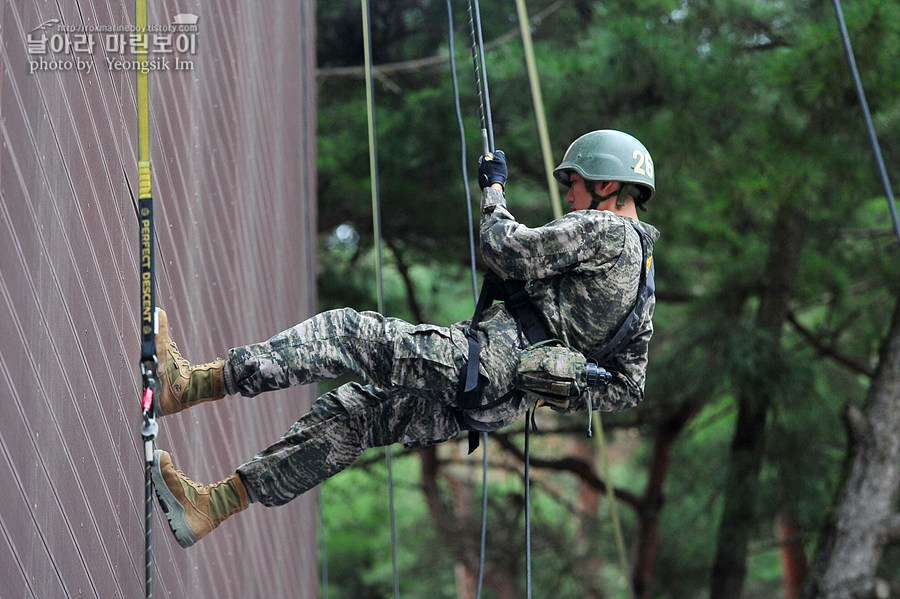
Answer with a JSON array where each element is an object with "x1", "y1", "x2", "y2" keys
[
  {"x1": 513, "y1": 0, "x2": 563, "y2": 220},
  {"x1": 361, "y1": 0, "x2": 386, "y2": 318},
  {"x1": 318, "y1": 489, "x2": 330, "y2": 599},
  {"x1": 476, "y1": 430, "x2": 489, "y2": 598},
  {"x1": 524, "y1": 410, "x2": 533, "y2": 599},
  {"x1": 517, "y1": 0, "x2": 634, "y2": 591},
  {"x1": 471, "y1": 0, "x2": 495, "y2": 152},
  {"x1": 831, "y1": 0, "x2": 900, "y2": 248},
  {"x1": 460, "y1": 2, "x2": 496, "y2": 596},
  {"x1": 465, "y1": 4, "x2": 538, "y2": 596},
  {"x1": 467, "y1": 0, "x2": 494, "y2": 155},
  {"x1": 385, "y1": 449, "x2": 399, "y2": 597},
  {"x1": 446, "y1": 0, "x2": 479, "y2": 299},
  {"x1": 594, "y1": 411, "x2": 635, "y2": 599},
  {"x1": 360, "y1": 2, "x2": 400, "y2": 597}
]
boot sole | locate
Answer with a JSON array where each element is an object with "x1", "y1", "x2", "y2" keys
[{"x1": 150, "y1": 450, "x2": 199, "y2": 549}]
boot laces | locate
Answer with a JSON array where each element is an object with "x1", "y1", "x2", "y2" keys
[
  {"x1": 175, "y1": 468, "x2": 209, "y2": 493},
  {"x1": 168, "y1": 340, "x2": 189, "y2": 367}
]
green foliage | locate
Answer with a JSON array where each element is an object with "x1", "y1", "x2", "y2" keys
[
  {"x1": 314, "y1": 0, "x2": 900, "y2": 597},
  {"x1": 320, "y1": 454, "x2": 457, "y2": 599}
]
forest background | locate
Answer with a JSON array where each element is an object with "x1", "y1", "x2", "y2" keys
[{"x1": 311, "y1": 1, "x2": 900, "y2": 598}]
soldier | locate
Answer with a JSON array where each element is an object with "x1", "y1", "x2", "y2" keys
[{"x1": 150, "y1": 130, "x2": 661, "y2": 548}]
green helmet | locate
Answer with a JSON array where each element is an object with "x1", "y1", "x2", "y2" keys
[{"x1": 553, "y1": 130, "x2": 655, "y2": 205}]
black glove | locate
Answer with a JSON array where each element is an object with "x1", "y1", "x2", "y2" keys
[{"x1": 478, "y1": 150, "x2": 507, "y2": 189}]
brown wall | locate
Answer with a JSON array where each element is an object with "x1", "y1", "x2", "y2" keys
[{"x1": 0, "y1": 1, "x2": 319, "y2": 597}]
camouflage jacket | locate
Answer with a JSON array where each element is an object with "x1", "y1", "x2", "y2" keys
[{"x1": 471, "y1": 186, "x2": 660, "y2": 412}]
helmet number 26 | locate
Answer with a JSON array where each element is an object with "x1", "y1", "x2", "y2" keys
[{"x1": 632, "y1": 150, "x2": 654, "y2": 178}]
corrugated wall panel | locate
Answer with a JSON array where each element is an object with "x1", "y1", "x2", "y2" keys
[{"x1": 0, "y1": 1, "x2": 319, "y2": 597}]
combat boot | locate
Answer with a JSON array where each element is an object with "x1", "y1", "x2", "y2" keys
[
  {"x1": 155, "y1": 309, "x2": 225, "y2": 416},
  {"x1": 151, "y1": 449, "x2": 249, "y2": 548}
]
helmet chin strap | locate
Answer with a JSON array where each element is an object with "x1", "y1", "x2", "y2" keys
[
  {"x1": 587, "y1": 182, "x2": 620, "y2": 210},
  {"x1": 588, "y1": 182, "x2": 641, "y2": 210}
]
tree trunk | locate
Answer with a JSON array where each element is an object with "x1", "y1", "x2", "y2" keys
[
  {"x1": 634, "y1": 402, "x2": 700, "y2": 599},
  {"x1": 572, "y1": 437, "x2": 603, "y2": 582},
  {"x1": 802, "y1": 296, "x2": 900, "y2": 599},
  {"x1": 776, "y1": 512, "x2": 808, "y2": 599},
  {"x1": 709, "y1": 206, "x2": 806, "y2": 598},
  {"x1": 418, "y1": 446, "x2": 521, "y2": 599}
]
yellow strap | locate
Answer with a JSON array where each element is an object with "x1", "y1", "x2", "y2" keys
[
  {"x1": 361, "y1": 0, "x2": 384, "y2": 316},
  {"x1": 514, "y1": 0, "x2": 563, "y2": 219},
  {"x1": 361, "y1": 3, "x2": 400, "y2": 596},
  {"x1": 135, "y1": 0, "x2": 151, "y2": 198},
  {"x1": 594, "y1": 410, "x2": 635, "y2": 599}
]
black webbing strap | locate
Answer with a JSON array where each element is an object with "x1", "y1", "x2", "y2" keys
[
  {"x1": 459, "y1": 272, "x2": 548, "y2": 401},
  {"x1": 458, "y1": 223, "x2": 654, "y2": 452},
  {"x1": 503, "y1": 279, "x2": 551, "y2": 346},
  {"x1": 461, "y1": 274, "x2": 499, "y2": 396},
  {"x1": 587, "y1": 224, "x2": 655, "y2": 367},
  {"x1": 138, "y1": 194, "x2": 158, "y2": 599},
  {"x1": 458, "y1": 271, "x2": 551, "y2": 452},
  {"x1": 139, "y1": 199, "x2": 157, "y2": 411},
  {"x1": 460, "y1": 273, "x2": 501, "y2": 400},
  {"x1": 459, "y1": 273, "x2": 521, "y2": 452}
]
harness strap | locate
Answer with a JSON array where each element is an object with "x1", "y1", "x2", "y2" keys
[
  {"x1": 504, "y1": 279, "x2": 549, "y2": 345},
  {"x1": 587, "y1": 224, "x2": 655, "y2": 366},
  {"x1": 459, "y1": 222, "x2": 654, "y2": 451},
  {"x1": 459, "y1": 272, "x2": 502, "y2": 406}
]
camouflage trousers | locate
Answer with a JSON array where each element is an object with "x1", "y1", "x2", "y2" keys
[{"x1": 229, "y1": 308, "x2": 526, "y2": 507}]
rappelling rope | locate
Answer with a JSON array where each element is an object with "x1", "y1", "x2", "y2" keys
[
  {"x1": 464, "y1": 3, "x2": 540, "y2": 596},
  {"x1": 446, "y1": 0, "x2": 479, "y2": 300},
  {"x1": 508, "y1": 3, "x2": 635, "y2": 594},
  {"x1": 447, "y1": 2, "x2": 491, "y2": 595},
  {"x1": 513, "y1": 0, "x2": 563, "y2": 220},
  {"x1": 467, "y1": 0, "x2": 494, "y2": 157},
  {"x1": 830, "y1": 0, "x2": 900, "y2": 248},
  {"x1": 461, "y1": 1, "x2": 496, "y2": 596},
  {"x1": 135, "y1": 1, "x2": 158, "y2": 597},
  {"x1": 317, "y1": 490, "x2": 330, "y2": 599},
  {"x1": 524, "y1": 407, "x2": 535, "y2": 599},
  {"x1": 360, "y1": 1, "x2": 400, "y2": 596},
  {"x1": 593, "y1": 411, "x2": 635, "y2": 599}
]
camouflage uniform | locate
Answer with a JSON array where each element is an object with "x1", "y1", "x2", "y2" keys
[{"x1": 233, "y1": 187, "x2": 660, "y2": 507}]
